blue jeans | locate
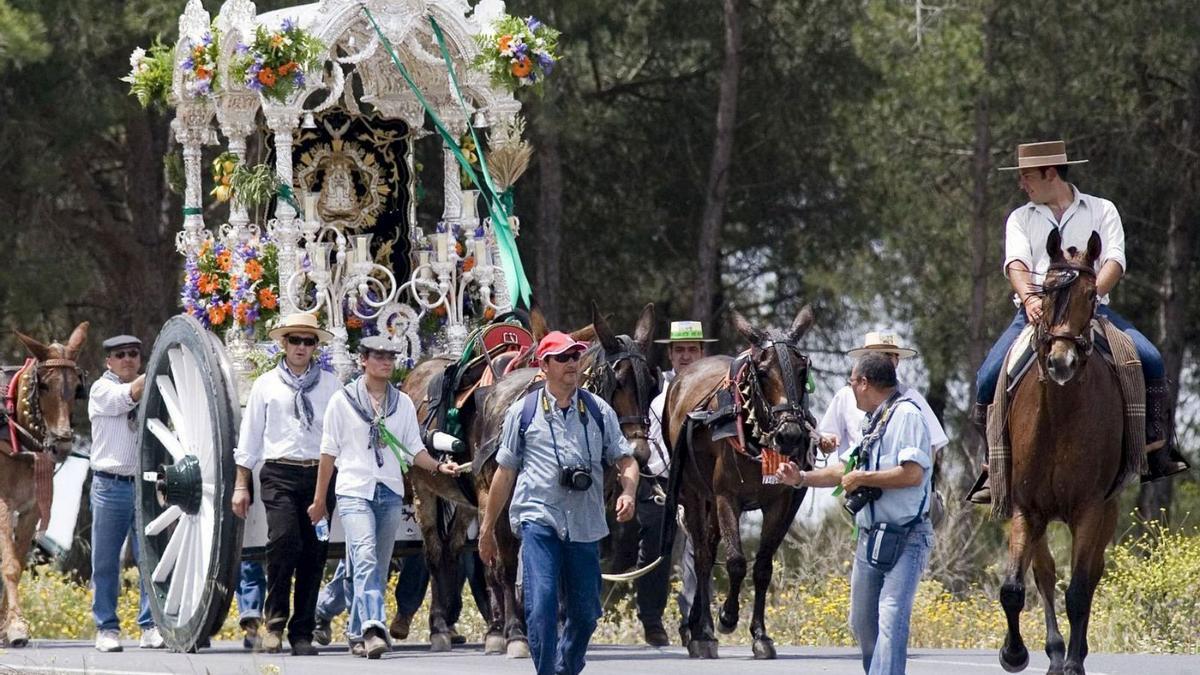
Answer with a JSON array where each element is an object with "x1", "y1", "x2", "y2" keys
[
  {"x1": 90, "y1": 473, "x2": 153, "y2": 631},
  {"x1": 849, "y1": 522, "x2": 934, "y2": 675},
  {"x1": 976, "y1": 306, "x2": 1164, "y2": 405},
  {"x1": 340, "y1": 484, "x2": 404, "y2": 640},
  {"x1": 316, "y1": 551, "x2": 424, "y2": 637},
  {"x1": 236, "y1": 561, "x2": 266, "y2": 623},
  {"x1": 521, "y1": 521, "x2": 602, "y2": 675}
]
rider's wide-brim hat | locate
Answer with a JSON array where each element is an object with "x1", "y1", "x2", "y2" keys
[
  {"x1": 998, "y1": 140, "x2": 1089, "y2": 171},
  {"x1": 846, "y1": 332, "x2": 918, "y2": 359},
  {"x1": 268, "y1": 312, "x2": 332, "y2": 344},
  {"x1": 653, "y1": 320, "x2": 717, "y2": 344}
]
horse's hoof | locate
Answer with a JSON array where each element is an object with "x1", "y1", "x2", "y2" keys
[
  {"x1": 716, "y1": 611, "x2": 737, "y2": 634},
  {"x1": 429, "y1": 632, "x2": 452, "y2": 652},
  {"x1": 506, "y1": 638, "x2": 530, "y2": 659},
  {"x1": 1000, "y1": 646, "x2": 1030, "y2": 673},
  {"x1": 6, "y1": 621, "x2": 30, "y2": 648},
  {"x1": 690, "y1": 639, "x2": 718, "y2": 659},
  {"x1": 752, "y1": 637, "x2": 776, "y2": 660},
  {"x1": 484, "y1": 633, "x2": 506, "y2": 655}
]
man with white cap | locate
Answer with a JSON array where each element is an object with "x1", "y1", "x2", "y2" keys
[
  {"x1": 232, "y1": 312, "x2": 340, "y2": 655},
  {"x1": 643, "y1": 320, "x2": 714, "y2": 646},
  {"x1": 89, "y1": 334, "x2": 163, "y2": 652},
  {"x1": 479, "y1": 331, "x2": 639, "y2": 675},
  {"x1": 970, "y1": 140, "x2": 1188, "y2": 502},
  {"x1": 819, "y1": 332, "x2": 947, "y2": 461}
]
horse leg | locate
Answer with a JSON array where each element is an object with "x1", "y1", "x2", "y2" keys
[
  {"x1": 1000, "y1": 509, "x2": 1046, "y2": 673},
  {"x1": 497, "y1": 517, "x2": 529, "y2": 658},
  {"x1": 417, "y1": 493, "x2": 455, "y2": 651},
  {"x1": 0, "y1": 499, "x2": 33, "y2": 648},
  {"x1": 1063, "y1": 503, "x2": 1118, "y2": 675},
  {"x1": 747, "y1": 491, "x2": 804, "y2": 660},
  {"x1": 1030, "y1": 534, "x2": 1065, "y2": 674},
  {"x1": 714, "y1": 495, "x2": 744, "y2": 636},
  {"x1": 482, "y1": 555, "x2": 507, "y2": 654},
  {"x1": 687, "y1": 503, "x2": 721, "y2": 659}
]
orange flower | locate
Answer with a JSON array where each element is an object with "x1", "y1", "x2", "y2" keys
[
  {"x1": 245, "y1": 259, "x2": 263, "y2": 281},
  {"x1": 498, "y1": 35, "x2": 513, "y2": 53},
  {"x1": 198, "y1": 274, "x2": 218, "y2": 295},
  {"x1": 511, "y1": 56, "x2": 532, "y2": 77},
  {"x1": 216, "y1": 250, "x2": 232, "y2": 271},
  {"x1": 271, "y1": 34, "x2": 285, "y2": 49},
  {"x1": 195, "y1": 66, "x2": 212, "y2": 80},
  {"x1": 278, "y1": 61, "x2": 298, "y2": 76},
  {"x1": 258, "y1": 287, "x2": 278, "y2": 310},
  {"x1": 346, "y1": 316, "x2": 363, "y2": 329},
  {"x1": 208, "y1": 303, "x2": 228, "y2": 326},
  {"x1": 193, "y1": 45, "x2": 205, "y2": 60},
  {"x1": 235, "y1": 302, "x2": 252, "y2": 324},
  {"x1": 434, "y1": 304, "x2": 447, "y2": 317},
  {"x1": 463, "y1": 256, "x2": 476, "y2": 273},
  {"x1": 200, "y1": 240, "x2": 212, "y2": 256},
  {"x1": 483, "y1": 307, "x2": 496, "y2": 321},
  {"x1": 257, "y1": 67, "x2": 276, "y2": 87}
]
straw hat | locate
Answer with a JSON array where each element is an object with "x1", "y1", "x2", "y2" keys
[
  {"x1": 846, "y1": 332, "x2": 918, "y2": 359},
  {"x1": 653, "y1": 320, "x2": 718, "y2": 344},
  {"x1": 267, "y1": 312, "x2": 332, "y2": 344},
  {"x1": 998, "y1": 140, "x2": 1089, "y2": 171}
]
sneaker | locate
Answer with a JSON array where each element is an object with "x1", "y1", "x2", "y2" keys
[
  {"x1": 349, "y1": 640, "x2": 366, "y2": 657},
  {"x1": 260, "y1": 630, "x2": 283, "y2": 654},
  {"x1": 364, "y1": 628, "x2": 388, "y2": 660},
  {"x1": 313, "y1": 618, "x2": 332, "y2": 646},
  {"x1": 139, "y1": 627, "x2": 166, "y2": 649},
  {"x1": 95, "y1": 629, "x2": 123, "y2": 653}
]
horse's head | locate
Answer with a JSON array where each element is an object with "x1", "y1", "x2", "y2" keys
[
  {"x1": 1037, "y1": 229, "x2": 1100, "y2": 386},
  {"x1": 584, "y1": 302, "x2": 659, "y2": 466},
  {"x1": 733, "y1": 306, "x2": 816, "y2": 461},
  {"x1": 12, "y1": 322, "x2": 89, "y2": 462}
]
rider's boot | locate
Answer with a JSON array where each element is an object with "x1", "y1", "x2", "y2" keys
[
  {"x1": 1142, "y1": 378, "x2": 1189, "y2": 483},
  {"x1": 966, "y1": 402, "x2": 992, "y2": 505}
]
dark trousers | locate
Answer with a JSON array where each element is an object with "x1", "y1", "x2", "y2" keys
[
  {"x1": 635, "y1": 476, "x2": 670, "y2": 628},
  {"x1": 394, "y1": 550, "x2": 491, "y2": 622},
  {"x1": 260, "y1": 462, "x2": 333, "y2": 642}
]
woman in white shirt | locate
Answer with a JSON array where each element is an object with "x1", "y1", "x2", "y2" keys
[{"x1": 308, "y1": 336, "x2": 462, "y2": 659}]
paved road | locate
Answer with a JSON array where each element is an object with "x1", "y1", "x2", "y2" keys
[{"x1": 0, "y1": 641, "x2": 1195, "y2": 674}]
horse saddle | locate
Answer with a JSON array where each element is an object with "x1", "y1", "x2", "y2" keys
[
  {"x1": 1003, "y1": 320, "x2": 1114, "y2": 396},
  {"x1": 688, "y1": 353, "x2": 751, "y2": 442}
]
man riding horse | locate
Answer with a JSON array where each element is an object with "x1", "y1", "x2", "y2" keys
[{"x1": 970, "y1": 140, "x2": 1189, "y2": 503}]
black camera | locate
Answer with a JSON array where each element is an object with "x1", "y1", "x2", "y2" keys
[
  {"x1": 843, "y1": 486, "x2": 883, "y2": 516},
  {"x1": 559, "y1": 465, "x2": 593, "y2": 491}
]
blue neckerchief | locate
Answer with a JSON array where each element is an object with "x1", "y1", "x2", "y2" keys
[
  {"x1": 276, "y1": 360, "x2": 322, "y2": 429},
  {"x1": 341, "y1": 377, "x2": 400, "y2": 467}
]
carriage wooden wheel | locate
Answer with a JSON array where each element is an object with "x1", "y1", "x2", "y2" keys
[{"x1": 134, "y1": 315, "x2": 243, "y2": 653}]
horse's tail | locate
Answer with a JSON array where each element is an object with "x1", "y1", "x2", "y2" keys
[{"x1": 659, "y1": 395, "x2": 686, "y2": 560}]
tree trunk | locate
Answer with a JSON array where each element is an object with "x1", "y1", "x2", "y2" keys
[
  {"x1": 689, "y1": 0, "x2": 741, "y2": 325},
  {"x1": 532, "y1": 94, "x2": 564, "y2": 325}
]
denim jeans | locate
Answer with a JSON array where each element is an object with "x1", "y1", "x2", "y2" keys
[
  {"x1": 90, "y1": 473, "x2": 152, "y2": 631},
  {"x1": 849, "y1": 522, "x2": 934, "y2": 675},
  {"x1": 521, "y1": 521, "x2": 602, "y2": 675},
  {"x1": 975, "y1": 306, "x2": 1164, "y2": 405},
  {"x1": 315, "y1": 557, "x2": 351, "y2": 624},
  {"x1": 340, "y1": 484, "x2": 404, "y2": 640},
  {"x1": 236, "y1": 561, "x2": 266, "y2": 623}
]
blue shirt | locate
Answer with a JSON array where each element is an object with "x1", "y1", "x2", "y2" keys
[
  {"x1": 495, "y1": 387, "x2": 634, "y2": 543},
  {"x1": 839, "y1": 396, "x2": 932, "y2": 529}
]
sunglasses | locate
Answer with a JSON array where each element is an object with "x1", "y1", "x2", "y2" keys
[
  {"x1": 111, "y1": 349, "x2": 140, "y2": 360},
  {"x1": 286, "y1": 336, "x2": 319, "y2": 347},
  {"x1": 549, "y1": 351, "x2": 582, "y2": 363}
]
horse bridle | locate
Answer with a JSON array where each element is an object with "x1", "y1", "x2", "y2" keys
[
  {"x1": 1034, "y1": 263, "x2": 1097, "y2": 359},
  {"x1": 742, "y1": 337, "x2": 815, "y2": 462},
  {"x1": 7, "y1": 356, "x2": 85, "y2": 453},
  {"x1": 581, "y1": 336, "x2": 657, "y2": 443}
]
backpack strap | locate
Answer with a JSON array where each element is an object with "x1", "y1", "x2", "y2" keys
[
  {"x1": 517, "y1": 385, "x2": 607, "y2": 450},
  {"x1": 577, "y1": 389, "x2": 606, "y2": 438}
]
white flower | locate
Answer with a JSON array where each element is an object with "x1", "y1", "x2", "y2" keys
[{"x1": 129, "y1": 47, "x2": 147, "y2": 70}]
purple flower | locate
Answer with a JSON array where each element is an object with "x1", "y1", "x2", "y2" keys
[
  {"x1": 282, "y1": 17, "x2": 297, "y2": 32},
  {"x1": 194, "y1": 80, "x2": 211, "y2": 95},
  {"x1": 236, "y1": 42, "x2": 249, "y2": 54},
  {"x1": 514, "y1": 42, "x2": 529, "y2": 58},
  {"x1": 293, "y1": 72, "x2": 305, "y2": 88},
  {"x1": 181, "y1": 57, "x2": 195, "y2": 70},
  {"x1": 537, "y1": 52, "x2": 555, "y2": 75},
  {"x1": 526, "y1": 16, "x2": 543, "y2": 31},
  {"x1": 202, "y1": 32, "x2": 213, "y2": 46},
  {"x1": 248, "y1": 78, "x2": 264, "y2": 91}
]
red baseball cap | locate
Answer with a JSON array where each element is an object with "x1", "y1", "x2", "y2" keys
[{"x1": 536, "y1": 331, "x2": 587, "y2": 361}]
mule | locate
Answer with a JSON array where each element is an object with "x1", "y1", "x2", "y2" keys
[
  {"x1": 0, "y1": 322, "x2": 89, "y2": 647},
  {"x1": 662, "y1": 307, "x2": 816, "y2": 659},
  {"x1": 997, "y1": 229, "x2": 1127, "y2": 675}
]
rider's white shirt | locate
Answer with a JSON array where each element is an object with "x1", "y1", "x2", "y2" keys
[
  {"x1": 1003, "y1": 185, "x2": 1125, "y2": 305},
  {"x1": 818, "y1": 381, "x2": 948, "y2": 456},
  {"x1": 646, "y1": 370, "x2": 677, "y2": 478},
  {"x1": 88, "y1": 370, "x2": 140, "y2": 475}
]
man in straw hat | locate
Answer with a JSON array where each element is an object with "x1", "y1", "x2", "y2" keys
[
  {"x1": 818, "y1": 332, "x2": 947, "y2": 460},
  {"x1": 969, "y1": 140, "x2": 1188, "y2": 503},
  {"x1": 232, "y1": 312, "x2": 341, "y2": 655},
  {"x1": 641, "y1": 320, "x2": 716, "y2": 646}
]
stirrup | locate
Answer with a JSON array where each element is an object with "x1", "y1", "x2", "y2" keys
[{"x1": 966, "y1": 467, "x2": 991, "y2": 505}]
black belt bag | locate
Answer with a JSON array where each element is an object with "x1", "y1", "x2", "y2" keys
[{"x1": 864, "y1": 489, "x2": 927, "y2": 573}]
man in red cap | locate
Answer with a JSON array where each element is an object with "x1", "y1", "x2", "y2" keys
[{"x1": 479, "y1": 331, "x2": 639, "y2": 675}]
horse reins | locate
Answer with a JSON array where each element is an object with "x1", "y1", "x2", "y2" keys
[
  {"x1": 3, "y1": 356, "x2": 84, "y2": 454},
  {"x1": 1033, "y1": 263, "x2": 1097, "y2": 359}
]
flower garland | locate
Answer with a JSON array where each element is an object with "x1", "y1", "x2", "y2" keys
[
  {"x1": 121, "y1": 40, "x2": 175, "y2": 109},
  {"x1": 180, "y1": 30, "x2": 220, "y2": 97},
  {"x1": 181, "y1": 237, "x2": 280, "y2": 339},
  {"x1": 472, "y1": 15, "x2": 560, "y2": 95},
  {"x1": 232, "y1": 19, "x2": 324, "y2": 103}
]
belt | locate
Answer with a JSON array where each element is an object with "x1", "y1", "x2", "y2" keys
[
  {"x1": 265, "y1": 458, "x2": 321, "y2": 468},
  {"x1": 94, "y1": 470, "x2": 135, "y2": 482}
]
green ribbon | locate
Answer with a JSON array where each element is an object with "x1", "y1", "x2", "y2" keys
[
  {"x1": 378, "y1": 423, "x2": 410, "y2": 474},
  {"x1": 361, "y1": 8, "x2": 532, "y2": 309},
  {"x1": 831, "y1": 448, "x2": 858, "y2": 498},
  {"x1": 182, "y1": 207, "x2": 202, "y2": 216},
  {"x1": 276, "y1": 183, "x2": 304, "y2": 219}
]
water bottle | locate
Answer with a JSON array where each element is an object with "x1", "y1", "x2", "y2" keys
[{"x1": 315, "y1": 517, "x2": 329, "y2": 542}]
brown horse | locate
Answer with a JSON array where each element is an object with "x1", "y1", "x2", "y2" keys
[
  {"x1": 663, "y1": 307, "x2": 815, "y2": 660},
  {"x1": 0, "y1": 322, "x2": 89, "y2": 647},
  {"x1": 998, "y1": 230, "x2": 1124, "y2": 675},
  {"x1": 402, "y1": 304, "x2": 656, "y2": 655}
]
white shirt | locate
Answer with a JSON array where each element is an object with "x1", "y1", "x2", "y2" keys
[
  {"x1": 320, "y1": 388, "x2": 424, "y2": 500},
  {"x1": 1003, "y1": 185, "x2": 1126, "y2": 305},
  {"x1": 88, "y1": 371, "x2": 140, "y2": 475},
  {"x1": 818, "y1": 381, "x2": 948, "y2": 456},
  {"x1": 646, "y1": 370, "x2": 677, "y2": 478},
  {"x1": 234, "y1": 366, "x2": 340, "y2": 469}
]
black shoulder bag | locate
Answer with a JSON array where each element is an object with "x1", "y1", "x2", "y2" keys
[{"x1": 862, "y1": 400, "x2": 928, "y2": 573}]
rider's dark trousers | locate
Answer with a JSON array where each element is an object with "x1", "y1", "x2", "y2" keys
[
  {"x1": 635, "y1": 476, "x2": 670, "y2": 628},
  {"x1": 261, "y1": 461, "x2": 332, "y2": 643}
]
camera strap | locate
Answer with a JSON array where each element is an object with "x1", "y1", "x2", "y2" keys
[
  {"x1": 525, "y1": 388, "x2": 595, "y2": 475},
  {"x1": 867, "y1": 392, "x2": 927, "y2": 529}
]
